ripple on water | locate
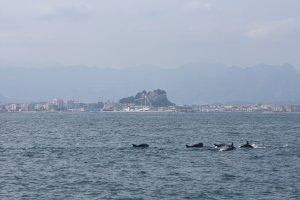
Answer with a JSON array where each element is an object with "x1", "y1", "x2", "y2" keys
[{"x1": 0, "y1": 112, "x2": 299, "y2": 199}]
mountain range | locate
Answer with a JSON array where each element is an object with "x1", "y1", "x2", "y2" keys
[{"x1": 0, "y1": 63, "x2": 300, "y2": 104}]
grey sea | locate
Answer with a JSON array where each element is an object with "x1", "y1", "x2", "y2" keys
[{"x1": 0, "y1": 112, "x2": 299, "y2": 200}]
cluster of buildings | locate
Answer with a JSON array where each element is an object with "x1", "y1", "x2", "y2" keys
[
  {"x1": 1, "y1": 98, "x2": 300, "y2": 113},
  {"x1": 0, "y1": 98, "x2": 105, "y2": 112},
  {"x1": 0, "y1": 99, "x2": 175, "y2": 113},
  {"x1": 197, "y1": 104, "x2": 300, "y2": 112}
]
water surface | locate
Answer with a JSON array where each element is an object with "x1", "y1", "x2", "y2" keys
[{"x1": 0, "y1": 112, "x2": 299, "y2": 199}]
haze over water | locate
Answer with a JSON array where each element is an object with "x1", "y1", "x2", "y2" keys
[{"x1": 0, "y1": 112, "x2": 299, "y2": 199}]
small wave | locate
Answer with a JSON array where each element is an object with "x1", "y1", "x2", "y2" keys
[
  {"x1": 252, "y1": 143, "x2": 265, "y2": 149},
  {"x1": 282, "y1": 144, "x2": 289, "y2": 148}
]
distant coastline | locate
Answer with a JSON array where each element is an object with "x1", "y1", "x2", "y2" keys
[
  {"x1": 2, "y1": 88, "x2": 300, "y2": 113},
  {"x1": 1, "y1": 100, "x2": 300, "y2": 113}
]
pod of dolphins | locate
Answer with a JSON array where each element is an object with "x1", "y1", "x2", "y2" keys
[{"x1": 132, "y1": 141, "x2": 254, "y2": 151}]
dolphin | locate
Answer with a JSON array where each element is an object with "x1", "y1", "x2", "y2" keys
[
  {"x1": 186, "y1": 143, "x2": 203, "y2": 148},
  {"x1": 220, "y1": 142, "x2": 235, "y2": 151},
  {"x1": 132, "y1": 143, "x2": 149, "y2": 148},
  {"x1": 217, "y1": 143, "x2": 236, "y2": 151},
  {"x1": 239, "y1": 141, "x2": 254, "y2": 148},
  {"x1": 213, "y1": 143, "x2": 227, "y2": 148}
]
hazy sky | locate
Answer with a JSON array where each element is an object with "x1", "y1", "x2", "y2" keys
[{"x1": 1, "y1": 0, "x2": 300, "y2": 68}]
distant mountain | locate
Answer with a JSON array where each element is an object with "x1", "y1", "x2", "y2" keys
[
  {"x1": 119, "y1": 89, "x2": 175, "y2": 107},
  {"x1": 0, "y1": 63, "x2": 300, "y2": 104}
]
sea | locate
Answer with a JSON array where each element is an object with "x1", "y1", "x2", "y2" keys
[{"x1": 0, "y1": 112, "x2": 299, "y2": 199}]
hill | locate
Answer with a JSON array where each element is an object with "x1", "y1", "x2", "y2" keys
[{"x1": 119, "y1": 89, "x2": 175, "y2": 107}]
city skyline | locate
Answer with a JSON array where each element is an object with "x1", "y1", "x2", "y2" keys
[{"x1": 1, "y1": 96, "x2": 300, "y2": 113}]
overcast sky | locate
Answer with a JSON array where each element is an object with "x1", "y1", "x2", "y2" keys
[{"x1": 0, "y1": 0, "x2": 300, "y2": 69}]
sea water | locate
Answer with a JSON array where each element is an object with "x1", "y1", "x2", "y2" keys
[{"x1": 0, "y1": 112, "x2": 299, "y2": 199}]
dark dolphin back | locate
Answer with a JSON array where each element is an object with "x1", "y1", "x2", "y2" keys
[
  {"x1": 186, "y1": 143, "x2": 203, "y2": 148},
  {"x1": 132, "y1": 144, "x2": 149, "y2": 148},
  {"x1": 214, "y1": 143, "x2": 226, "y2": 148},
  {"x1": 240, "y1": 142, "x2": 254, "y2": 148}
]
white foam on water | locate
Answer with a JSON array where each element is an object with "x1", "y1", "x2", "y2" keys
[
  {"x1": 219, "y1": 148, "x2": 225, "y2": 151},
  {"x1": 252, "y1": 143, "x2": 265, "y2": 149}
]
